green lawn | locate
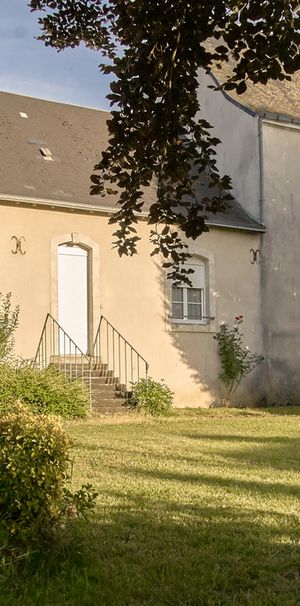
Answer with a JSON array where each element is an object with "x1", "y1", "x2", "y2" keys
[{"x1": 1, "y1": 408, "x2": 300, "y2": 606}]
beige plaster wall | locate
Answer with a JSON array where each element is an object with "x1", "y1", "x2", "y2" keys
[
  {"x1": 197, "y1": 70, "x2": 261, "y2": 222},
  {"x1": 261, "y1": 121, "x2": 300, "y2": 403},
  {"x1": 0, "y1": 202, "x2": 263, "y2": 406}
]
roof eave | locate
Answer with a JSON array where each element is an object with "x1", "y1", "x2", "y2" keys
[
  {"x1": 208, "y1": 71, "x2": 258, "y2": 118},
  {"x1": 0, "y1": 193, "x2": 122, "y2": 216},
  {"x1": 206, "y1": 219, "x2": 266, "y2": 233},
  {"x1": 0, "y1": 193, "x2": 266, "y2": 233},
  {"x1": 260, "y1": 112, "x2": 300, "y2": 127}
]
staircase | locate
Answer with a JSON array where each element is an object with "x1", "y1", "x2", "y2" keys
[
  {"x1": 55, "y1": 361, "x2": 130, "y2": 414},
  {"x1": 35, "y1": 314, "x2": 148, "y2": 415}
]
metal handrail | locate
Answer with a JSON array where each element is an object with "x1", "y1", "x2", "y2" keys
[
  {"x1": 35, "y1": 313, "x2": 92, "y2": 403},
  {"x1": 92, "y1": 315, "x2": 149, "y2": 392}
]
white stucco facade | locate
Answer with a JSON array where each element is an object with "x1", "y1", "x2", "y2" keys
[
  {"x1": 197, "y1": 72, "x2": 300, "y2": 405},
  {"x1": 261, "y1": 121, "x2": 300, "y2": 403},
  {"x1": 0, "y1": 201, "x2": 263, "y2": 407}
]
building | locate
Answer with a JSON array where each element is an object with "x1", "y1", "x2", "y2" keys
[
  {"x1": 1, "y1": 76, "x2": 298, "y2": 408},
  {"x1": 198, "y1": 67, "x2": 300, "y2": 404}
]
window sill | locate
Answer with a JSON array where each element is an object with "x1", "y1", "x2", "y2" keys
[{"x1": 168, "y1": 320, "x2": 216, "y2": 333}]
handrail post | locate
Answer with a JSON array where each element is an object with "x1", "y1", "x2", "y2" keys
[
  {"x1": 91, "y1": 313, "x2": 149, "y2": 393},
  {"x1": 88, "y1": 357, "x2": 92, "y2": 411},
  {"x1": 35, "y1": 313, "x2": 92, "y2": 398}
]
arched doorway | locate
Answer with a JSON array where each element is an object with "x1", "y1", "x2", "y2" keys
[
  {"x1": 57, "y1": 244, "x2": 88, "y2": 353},
  {"x1": 50, "y1": 233, "x2": 101, "y2": 355}
]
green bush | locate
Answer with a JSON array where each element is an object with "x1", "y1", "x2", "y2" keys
[
  {"x1": 0, "y1": 363, "x2": 89, "y2": 418},
  {"x1": 131, "y1": 377, "x2": 173, "y2": 416},
  {"x1": 0, "y1": 292, "x2": 19, "y2": 361},
  {"x1": 0, "y1": 404, "x2": 97, "y2": 548}
]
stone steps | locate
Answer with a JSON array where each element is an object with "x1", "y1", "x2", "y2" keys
[
  {"x1": 52, "y1": 360, "x2": 130, "y2": 414},
  {"x1": 92, "y1": 399, "x2": 128, "y2": 414}
]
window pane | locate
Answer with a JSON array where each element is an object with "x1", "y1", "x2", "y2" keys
[
  {"x1": 171, "y1": 278, "x2": 206, "y2": 322},
  {"x1": 187, "y1": 288, "x2": 202, "y2": 304},
  {"x1": 185, "y1": 263, "x2": 205, "y2": 289},
  {"x1": 172, "y1": 287, "x2": 183, "y2": 303},
  {"x1": 172, "y1": 287, "x2": 184, "y2": 319},
  {"x1": 172, "y1": 302, "x2": 184, "y2": 319},
  {"x1": 187, "y1": 303, "x2": 202, "y2": 320}
]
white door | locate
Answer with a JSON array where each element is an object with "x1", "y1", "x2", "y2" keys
[{"x1": 58, "y1": 244, "x2": 88, "y2": 353}]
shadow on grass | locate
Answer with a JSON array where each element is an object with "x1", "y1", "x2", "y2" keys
[
  {"x1": 172, "y1": 407, "x2": 300, "y2": 417},
  {"x1": 3, "y1": 499, "x2": 300, "y2": 606},
  {"x1": 181, "y1": 433, "x2": 300, "y2": 443},
  {"x1": 78, "y1": 426, "x2": 300, "y2": 474},
  {"x1": 259, "y1": 407, "x2": 300, "y2": 416},
  {"x1": 180, "y1": 433, "x2": 300, "y2": 473},
  {"x1": 113, "y1": 464, "x2": 300, "y2": 499}
]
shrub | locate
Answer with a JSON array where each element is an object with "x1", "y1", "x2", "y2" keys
[
  {"x1": 0, "y1": 404, "x2": 97, "y2": 548},
  {"x1": 131, "y1": 377, "x2": 173, "y2": 416},
  {"x1": 214, "y1": 315, "x2": 263, "y2": 403},
  {"x1": 0, "y1": 292, "x2": 19, "y2": 361},
  {"x1": 0, "y1": 363, "x2": 89, "y2": 418}
]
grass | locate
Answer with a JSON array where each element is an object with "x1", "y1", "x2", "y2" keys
[{"x1": 1, "y1": 407, "x2": 300, "y2": 606}]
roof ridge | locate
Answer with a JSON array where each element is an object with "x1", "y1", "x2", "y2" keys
[{"x1": 0, "y1": 89, "x2": 110, "y2": 114}]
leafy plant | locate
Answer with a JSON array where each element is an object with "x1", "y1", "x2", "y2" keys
[
  {"x1": 131, "y1": 377, "x2": 173, "y2": 416},
  {"x1": 0, "y1": 293, "x2": 19, "y2": 361},
  {"x1": 214, "y1": 316, "x2": 263, "y2": 404},
  {"x1": 0, "y1": 403, "x2": 97, "y2": 549},
  {"x1": 0, "y1": 363, "x2": 89, "y2": 418},
  {"x1": 29, "y1": 1, "x2": 300, "y2": 282}
]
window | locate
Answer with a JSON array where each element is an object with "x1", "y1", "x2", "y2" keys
[{"x1": 171, "y1": 259, "x2": 207, "y2": 323}]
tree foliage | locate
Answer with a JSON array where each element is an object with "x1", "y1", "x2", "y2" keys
[{"x1": 28, "y1": 1, "x2": 300, "y2": 281}]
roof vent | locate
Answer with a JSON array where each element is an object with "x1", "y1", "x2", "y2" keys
[
  {"x1": 40, "y1": 147, "x2": 54, "y2": 161},
  {"x1": 19, "y1": 112, "x2": 28, "y2": 119}
]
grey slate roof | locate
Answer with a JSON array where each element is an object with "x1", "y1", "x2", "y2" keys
[
  {"x1": 213, "y1": 68, "x2": 300, "y2": 122},
  {"x1": 206, "y1": 42, "x2": 300, "y2": 121},
  {"x1": 0, "y1": 91, "x2": 129, "y2": 209},
  {"x1": 0, "y1": 91, "x2": 263, "y2": 232},
  {"x1": 205, "y1": 201, "x2": 264, "y2": 231}
]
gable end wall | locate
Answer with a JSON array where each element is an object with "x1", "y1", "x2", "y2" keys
[{"x1": 197, "y1": 70, "x2": 261, "y2": 222}]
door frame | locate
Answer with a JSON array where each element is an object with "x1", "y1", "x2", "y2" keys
[{"x1": 50, "y1": 233, "x2": 100, "y2": 354}]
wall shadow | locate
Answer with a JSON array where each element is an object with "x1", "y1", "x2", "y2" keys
[
  {"x1": 155, "y1": 262, "x2": 219, "y2": 405},
  {"x1": 155, "y1": 262, "x2": 264, "y2": 407}
]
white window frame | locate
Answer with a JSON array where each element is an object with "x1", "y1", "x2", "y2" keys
[
  {"x1": 171, "y1": 260, "x2": 207, "y2": 324},
  {"x1": 165, "y1": 248, "x2": 216, "y2": 333}
]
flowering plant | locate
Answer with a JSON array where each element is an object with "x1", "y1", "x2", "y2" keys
[{"x1": 214, "y1": 316, "x2": 263, "y2": 403}]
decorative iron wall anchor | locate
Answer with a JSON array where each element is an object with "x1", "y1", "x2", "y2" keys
[
  {"x1": 11, "y1": 236, "x2": 26, "y2": 255},
  {"x1": 250, "y1": 248, "x2": 260, "y2": 264}
]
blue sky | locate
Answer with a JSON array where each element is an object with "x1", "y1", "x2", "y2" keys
[{"x1": 0, "y1": 0, "x2": 111, "y2": 109}]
